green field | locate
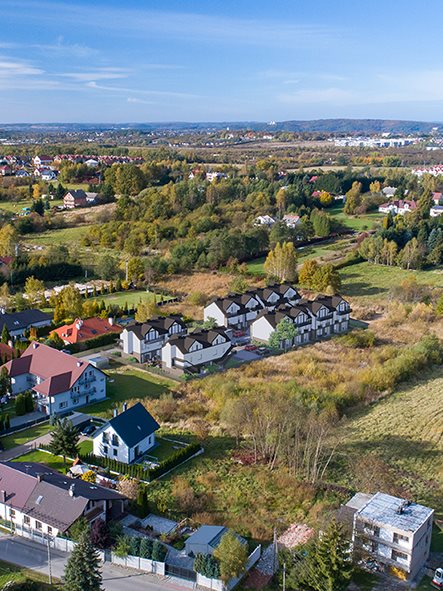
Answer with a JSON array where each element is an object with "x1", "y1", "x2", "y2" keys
[
  {"x1": 87, "y1": 366, "x2": 173, "y2": 418},
  {"x1": 340, "y1": 262, "x2": 443, "y2": 299},
  {"x1": 329, "y1": 205, "x2": 384, "y2": 232},
  {"x1": 338, "y1": 367, "x2": 443, "y2": 505},
  {"x1": 13, "y1": 449, "x2": 67, "y2": 472},
  {"x1": 22, "y1": 225, "x2": 91, "y2": 246},
  {"x1": 99, "y1": 289, "x2": 173, "y2": 308},
  {"x1": 0, "y1": 559, "x2": 56, "y2": 589},
  {"x1": 0, "y1": 422, "x2": 52, "y2": 450},
  {"x1": 143, "y1": 436, "x2": 187, "y2": 462},
  {"x1": 0, "y1": 198, "x2": 64, "y2": 214}
]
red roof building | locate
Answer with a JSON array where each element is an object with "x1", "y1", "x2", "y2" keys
[{"x1": 51, "y1": 317, "x2": 121, "y2": 345}]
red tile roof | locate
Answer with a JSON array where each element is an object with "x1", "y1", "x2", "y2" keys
[
  {"x1": 51, "y1": 317, "x2": 121, "y2": 344},
  {"x1": 3, "y1": 342, "x2": 94, "y2": 396}
]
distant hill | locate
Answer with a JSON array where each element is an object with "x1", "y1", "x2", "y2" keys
[{"x1": 0, "y1": 118, "x2": 441, "y2": 134}]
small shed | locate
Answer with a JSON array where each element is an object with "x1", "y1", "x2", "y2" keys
[{"x1": 185, "y1": 525, "x2": 228, "y2": 556}]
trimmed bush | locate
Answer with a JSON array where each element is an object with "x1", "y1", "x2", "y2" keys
[
  {"x1": 140, "y1": 538, "x2": 153, "y2": 559},
  {"x1": 152, "y1": 540, "x2": 167, "y2": 562}
]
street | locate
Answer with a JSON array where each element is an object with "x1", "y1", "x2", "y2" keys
[{"x1": 0, "y1": 534, "x2": 192, "y2": 591}]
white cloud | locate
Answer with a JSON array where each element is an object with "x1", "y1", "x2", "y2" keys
[
  {"x1": 0, "y1": 57, "x2": 44, "y2": 77},
  {"x1": 127, "y1": 97, "x2": 156, "y2": 105},
  {"x1": 61, "y1": 68, "x2": 130, "y2": 81}
]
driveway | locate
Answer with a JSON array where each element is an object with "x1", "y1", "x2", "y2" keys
[
  {"x1": 0, "y1": 534, "x2": 192, "y2": 591},
  {"x1": 233, "y1": 349, "x2": 262, "y2": 362},
  {"x1": 0, "y1": 433, "x2": 88, "y2": 461}
]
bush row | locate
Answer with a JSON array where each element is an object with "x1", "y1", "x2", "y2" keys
[
  {"x1": 65, "y1": 331, "x2": 120, "y2": 353},
  {"x1": 79, "y1": 441, "x2": 202, "y2": 481}
]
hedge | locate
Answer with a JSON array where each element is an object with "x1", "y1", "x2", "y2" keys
[
  {"x1": 65, "y1": 331, "x2": 120, "y2": 353},
  {"x1": 78, "y1": 441, "x2": 202, "y2": 482}
]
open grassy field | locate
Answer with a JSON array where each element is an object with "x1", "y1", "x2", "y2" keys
[
  {"x1": 329, "y1": 205, "x2": 384, "y2": 232},
  {"x1": 22, "y1": 224, "x2": 90, "y2": 246},
  {"x1": 0, "y1": 198, "x2": 64, "y2": 214},
  {"x1": 0, "y1": 422, "x2": 52, "y2": 450},
  {"x1": 338, "y1": 367, "x2": 443, "y2": 506},
  {"x1": 0, "y1": 559, "x2": 57, "y2": 589},
  {"x1": 340, "y1": 262, "x2": 443, "y2": 299},
  {"x1": 87, "y1": 366, "x2": 173, "y2": 418},
  {"x1": 99, "y1": 289, "x2": 173, "y2": 308},
  {"x1": 13, "y1": 449, "x2": 67, "y2": 472}
]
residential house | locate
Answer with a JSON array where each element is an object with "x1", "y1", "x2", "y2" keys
[
  {"x1": 0, "y1": 165, "x2": 12, "y2": 176},
  {"x1": 344, "y1": 492, "x2": 433, "y2": 581},
  {"x1": 15, "y1": 170, "x2": 30, "y2": 178},
  {"x1": 92, "y1": 402, "x2": 160, "y2": 463},
  {"x1": 206, "y1": 171, "x2": 227, "y2": 182},
  {"x1": 64, "y1": 190, "x2": 98, "y2": 209},
  {"x1": 204, "y1": 284, "x2": 300, "y2": 329},
  {"x1": 0, "y1": 461, "x2": 127, "y2": 538},
  {"x1": 250, "y1": 294, "x2": 351, "y2": 347},
  {"x1": 0, "y1": 309, "x2": 51, "y2": 339},
  {"x1": 185, "y1": 525, "x2": 246, "y2": 557},
  {"x1": 432, "y1": 192, "x2": 443, "y2": 205},
  {"x1": 282, "y1": 214, "x2": 301, "y2": 228},
  {"x1": 254, "y1": 215, "x2": 276, "y2": 227},
  {"x1": 382, "y1": 186, "x2": 397, "y2": 197},
  {"x1": 378, "y1": 200, "x2": 417, "y2": 216},
  {"x1": 33, "y1": 156, "x2": 52, "y2": 167},
  {"x1": 85, "y1": 159, "x2": 99, "y2": 167},
  {"x1": 430, "y1": 206, "x2": 443, "y2": 217},
  {"x1": 2, "y1": 342, "x2": 107, "y2": 414},
  {"x1": 121, "y1": 315, "x2": 187, "y2": 362},
  {"x1": 51, "y1": 317, "x2": 122, "y2": 346},
  {"x1": 161, "y1": 328, "x2": 232, "y2": 372},
  {"x1": 41, "y1": 170, "x2": 57, "y2": 181}
]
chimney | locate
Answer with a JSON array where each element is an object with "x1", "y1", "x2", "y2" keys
[
  {"x1": 37, "y1": 474, "x2": 43, "y2": 483},
  {"x1": 76, "y1": 361, "x2": 82, "y2": 368},
  {"x1": 113, "y1": 408, "x2": 118, "y2": 418},
  {"x1": 7, "y1": 340, "x2": 13, "y2": 348},
  {"x1": 32, "y1": 342, "x2": 38, "y2": 349},
  {"x1": 122, "y1": 402, "x2": 127, "y2": 413},
  {"x1": 69, "y1": 484, "x2": 75, "y2": 497},
  {"x1": 0, "y1": 307, "x2": 5, "y2": 315},
  {"x1": 108, "y1": 317, "x2": 114, "y2": 326}
]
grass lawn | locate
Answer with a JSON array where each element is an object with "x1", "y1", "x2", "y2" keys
[
  {"x1": 351, "y1": 569, "x2": 379, "y2": 590},
  {"x1": 0, "y1": 198, "x2": 64, "y2": 214},
  {"x1": 98, "y1": 289, "x2": 173, "y2": 308},
  {"x1": 329, "y1": 204, "x2": 384, "y2": 232},
  {"x1": 0, "y1": 422, "x2": 52, "y2": 450},
  {"x1": 142, "y1": 436, "x2": 187, "y2": 462},
  {"x1": 22, "y1": 225, "x2": 91, "y2": 246},
  {"x1": 416, "y1": 576, "x2": 434, "y2": 591},
  {"x1": 87, "y1": 366, "x2": 173, "y2": 418},
  {"x1": 12, "y1": 449, "x2": 68, "y2": 472},
  {"x1": 340, "y1": 261, "x2": 443, "y2": 299},
  {"x1": 0, "y1": 559, "x2": 57, "y2": 589},
  {"x1": 337, "y1": 367, "x2": 443, "y2": 505},
  {"x1": 79, "y1": 439, "x2": 93, "y2": 455}
]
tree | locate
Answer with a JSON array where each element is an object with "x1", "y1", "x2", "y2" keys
[
  {"x1": 299, "y1": 259, "x2": 319, "y2": 287},
  {"x1": 134, "y1": 299, "x2": 160, "y2": 323},
  {"x1": 311, "y1": 263, "x2": 341, "y2": 293},
  {"x1": 114, "y1": 535, "x2": 131, "y2": 558},
  {"x1": 57, "y1": 285, "x2": 83, "y2": 319},
  {"x1": 0, "y1": 224, "x2": 18, "y2": 257},
  {"x1": 202, "y1": 317, "x2": 218, "y2": 330},
  {"x1": 63, "y1": 528, "x2": 103, "y2": 591},
  {"x1": 116, "y1": 476, "x2": 139, "y2": 500},
  {"x1": 344, "y1": 181, "x2": 362, "y2": 214},
  {"x1": 297, "y1": 520, "x2": 353, "y2": 591},
  {"x1": 24, "y1": 276, "x2": 45, "y2": 306},
  {"x1": 97, "y1": 254, "x2": 118, "y2": 281},
  {"x1": 90, "y1": 518, "x2": 110, "y2": 549},
  {"x1": 81, "y1": 470, "x2": 96, "y2": 483},
  {"x1": 0, "y1": 283, "x2": 10, "y2": 309},
  {"x1": 399, "y1": 238, "x2": 424, "y2": 270},
  {"x1": 269, "y1": 317, "x2": 297, "y2": 351},
  {"x1": 213, "y1": 531, "x2": 248, "y2": 583},
  {"x1": 49, "y1": 417, "x2": 79, "y2": 465},
  {"x1": 1, "y1": 324, "x2": 10, "y2": 345},
  {"x1": 15, "y1": 393, "x2": 26, "y2": 416},
  {"x1": 264, "y1": 242, "x2": 297, "y2": 282},
  {"x1": 127, "y1": 257, "x2": 144, "y2": 283}
]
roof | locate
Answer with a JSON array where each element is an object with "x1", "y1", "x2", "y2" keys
[
  {"x1": 95, "y1": 402, "x2": 160, "y2": 448},
  {"x1": 355, "y1": 492, "x2": 434, "y2": 534},
  {"x1": 0, "y1": 309, "x2": 51, "y2": 333},
  {"x1": 51, "y1": 317, "x2": 121, "y2": 344},
  {"x1": 3, "y1": 342, "x2": 97, "y2": 396},
  {"x1": 167, "y1": 328, "x2": 230, "y2": 354},
  {"x1": 186, "y1": 525, "x2": 228, "y2": 548},
  {"x1": 125, "y1": 315, "x2": 185, "y2": 340},
  {"x1": 0, "y1": 462, "x2": 125, "y2": 532}
]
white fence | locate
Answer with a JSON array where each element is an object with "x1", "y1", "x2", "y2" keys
[{"x1": 110, "y1": 552, "x2": 165, "y2": 575}]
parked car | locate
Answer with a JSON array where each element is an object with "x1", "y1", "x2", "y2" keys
[
  {"x1": 233, "y1": 330, "x2": 245, "y2": 338},
  {"x1": 244, "y1": 344, "x2": 257, "y2": 351},
  {"x1": 80, "y1": 424, "x2": 95, "y2": 436}
]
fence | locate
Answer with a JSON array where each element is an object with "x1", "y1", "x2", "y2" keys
[{"x1": 195, "y1": 544, "x2": 262, "y2": 591}]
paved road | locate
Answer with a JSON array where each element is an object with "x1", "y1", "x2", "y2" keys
[
  {"x1": 0, "y1": 535, "x2": 191, "y2": 591},
  {"x1": 0, "y1": 433, "x2": 88, "y2": 461}
]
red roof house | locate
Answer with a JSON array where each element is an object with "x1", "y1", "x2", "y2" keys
[{"x1": 51, "y1": 317, "x2": 121, "y2": 345}]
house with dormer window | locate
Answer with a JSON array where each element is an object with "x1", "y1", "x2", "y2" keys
[
  {"x1": 161, "y1": 328, "x2": 232, "y2": 372},
  {"x1": 121, "y1": 315, "x2": 187, "y2": 362}
]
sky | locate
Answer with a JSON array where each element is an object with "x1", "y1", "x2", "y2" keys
[{"x1": 1, "y1": 0, "x2": 443, "y2": 123}]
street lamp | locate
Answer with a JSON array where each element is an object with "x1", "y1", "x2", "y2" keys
[{"x1": 46, "y1": 534, "x2": 53, "y2": 585}]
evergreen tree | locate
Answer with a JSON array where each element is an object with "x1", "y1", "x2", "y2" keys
[
  {"x1": 49, "y1": 417, "x2": 79, "y2": 465},
  {"x1": 63, "y1": 528, "x2": 103, "y2": 591},
  {"x1": 140, "y1": 538, "x2": 153, "y2": 559},
  {"x1": 0, "y1": 366, "x2": 11, "y2": 398},
  {"x1": 1, "y1": 324, "x2": 10, "y2": 345}
]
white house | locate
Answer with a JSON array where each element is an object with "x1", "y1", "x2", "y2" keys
[
  {"x1": 161, "y1": 328, "x2": 232, "y2": 373},
  {"x1": 378, "y1": 200, "x2": 417, "y2": 216},
  {"x1": 93, "y1": 402, "x2": 160, "y2": 464},
  {"x1": 203, "y1": 284, "x2": 301, "y2": 329},
  {"x1": 85, "y1": 159, "x2": 99, "y2": 167},
  {"x1": 250, "y1": 294, "x2": 351, "y2": 347},
  {"x1": 33, "y1": 155, "x2": 52, "y2": 167},
  {"x1": 430, "y1": 206, "x2": 443, "y2": 217},
  {"x1": 0, "y1": 461, "x2": 126, "y2": 539},
  {"x1": 41, "y1": 170, "x2": 57, "y2": 181},
  {"x1": 2, "y1": 342, "x2": 107, "y2": 415},
  {"x1": 254, "y1": 215, "x2": 276, "y2": 227},
  {"x1": 121, "y1": 315, "x2": 187, "y2": 362},
  {"x1": 346, "y1": 492, "x2": 433, "y2": 581},
  {"x1": 282, "y1": 214, "x2": 301, "y2": 228},
  {"x1": 382, "y1": 186, "x2": 397, "y2": 197}
]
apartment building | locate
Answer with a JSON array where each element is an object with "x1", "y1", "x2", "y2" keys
[{"x1": 120, "y1": 315, "x2": 187, "y2": 362}]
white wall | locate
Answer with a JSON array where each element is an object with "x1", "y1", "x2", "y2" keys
[
  {"x1": 204, "y1": 303, "x2": 227, "y2": 327},
  {"x1": 93, "y1": 424, "x2": 156, "y2": 464}
]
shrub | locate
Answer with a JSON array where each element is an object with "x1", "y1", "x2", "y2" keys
[
  {"x1": 140, "y1": 538, "x2": 153, "y2": 559},
  {"x1": 152, "y1": 540, "x2": 167, "y2": 562},
  {"x1": 129, "y1": 536, "x2": 141, "y2": 557},
  {"x1": 114, "y1": 535, "x2": 131, "y2": 558},
  {"x1": 15, "y1": 393, "x2": 26, "y2": 416},
  {"x1": 194, "y1": 553, "x2": 221, "y2": 578},
  {"x1": 340, "y1": 330, "x2": 376, "y2": 348},
  {"x1": 90, "y1": 518, "x2": 111, "y2": 549}
]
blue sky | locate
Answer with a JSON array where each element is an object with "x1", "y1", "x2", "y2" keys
[{"x1": 1, "y1": 0, "x2": 442, "y2": 123}]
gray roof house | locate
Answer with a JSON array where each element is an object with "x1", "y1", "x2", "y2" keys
[
  {"x1": 0, "y1": 309, "x2": 52, "y2": 338},
  {"x1": 185, "y1": 525, "x2": 247, "y2": 557},
  {"x1": 93, "y1": 402, "x2": 160, "y2": 464},
  {"x1": 0, "y1": 461, "x2": 127, "y2": 537}
]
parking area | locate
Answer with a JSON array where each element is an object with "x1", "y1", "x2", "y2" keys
[{"x1": 233, "y1": 348, "x2": 262, "y2": 362}]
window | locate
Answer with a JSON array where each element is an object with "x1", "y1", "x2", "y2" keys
[
  {"x1": 10, "y1": 509, "x2": 15, "y2": 519},
  {"x1": 113, "y1": 448, "x2": 118, "y2": 457},
  {"x1": 102, "y1": 433, "x2": 109, "y2": 444},
  {"x1": 24, "y1": 516, "x2": 30, "y2": 526},
  {"x1": 35, "y1": 520, "x2": 42, "y2": 531},
  {"x1": 392, "y1": 550, "x2": 408, "y2": 563},
  {"x1": 393, "y1": 533, "x2": 409, "y2": 544},
  {"x1": 112, "y1": 435, "x2": 119, "y2": 447},
  {"x1": 47, "y1": 526, "x2": 53, "y2": 535},
  {"x1": 59, "y1": 401, "x2": 68, "y2": 409},
  {"x1": 103, "y1": 446, "x2": 108, "y2": 454}
]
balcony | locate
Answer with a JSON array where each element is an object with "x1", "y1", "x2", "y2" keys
[
  {"x1": 79, "y1": 377, "x2": 97, "y2": 387},
  {"x1": 355, "y1": 529, "x2": 412, "y2": 555}
]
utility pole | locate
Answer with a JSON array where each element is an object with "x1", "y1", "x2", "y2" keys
[{"x1": 47, "y1": 536, "x2": 52, "y2": 585}]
